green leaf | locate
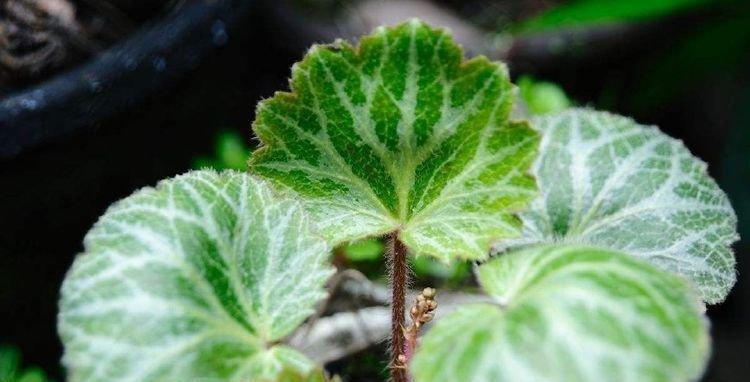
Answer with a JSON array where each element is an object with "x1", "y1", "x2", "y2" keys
[
  {"x1": 506, "y1": 109, "x2": 738, "y2": 303},
  {"x1": 517, "y1": 76, "x2": 572, "y2": 115},
  {"x1": 193, "y1": 131, "x2": 251, "y2": 171},
  {"x1": 277, "y1": 366, "x2": 340, "y2": 382},
  {"x1": 342, "y1": 239, "x2": 383, "y2": 261},
  {"x1": 0, "y1": 345, "x2": 53, "y2": 382},
  {"x1": 58, "y1": 170, "x2": 334, "y2": 382},
  {"x1": 412, "y1": 244, "x2": 709, "y2": 382},
  {"x1": 518, "y1": 0, "x2": 715, "y2": 33},
  {"x1": 0, "y1": 345, "x2": 21, "y2": 381},
  {"x1": 15, "y1": 369, "x2": 49, "y2": 382},
  {"x1": 411, "y1": 256, "x2": 470, "y2": 285},
  {"x1": 249, "y1": 19, "x2": 538, "y2": 261}
]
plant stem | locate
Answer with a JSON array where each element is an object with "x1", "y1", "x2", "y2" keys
[{"x1": 387, "y1": 232, "x2": 409, "y2": 382}]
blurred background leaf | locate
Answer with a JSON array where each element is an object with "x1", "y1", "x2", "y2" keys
[
  {"x1": 0, "y1": 345, "x2": 52, "y2": 382},
  {"x1": 517, "y1": 0, "x2": 717, "y2": 33},
  {"x1": 518, "y1": 75, "x2": 572, "y2": 115},
  {"x1": 632, "y1": 5, "x2": 750, "y2": 111},
  {"x1": 193, "y1": 131, "x2": 251, "y2": 171},
  {"x1": 342, "y1": 239, "x2": 383, "y2": 262}
]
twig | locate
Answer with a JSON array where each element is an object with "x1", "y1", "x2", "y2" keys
[
  {"x1": 291, "y1": 306, "x2": 390, "y2": 364},
  {"x1": 303, "y1": 268, "x2": 385, "y2": 340},
  {"x1": 289, "y1": 287, "x2": 490, "y2": 364}
]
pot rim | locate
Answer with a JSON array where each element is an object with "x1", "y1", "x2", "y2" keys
[{"x1": 0, "y1": 0, "x2": 256, "y2": 160}]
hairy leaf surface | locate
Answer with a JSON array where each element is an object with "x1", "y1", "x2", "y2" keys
[
  {"x1": 412, "y1": 245, "x2": 709, "y2": 382},
  {"x1": 58, "y1": 171, "x2": 333, "y2": 382},
  {"x1": 504, "y1": 109, "x2": 738, "y2": 303},
  {"x1": 250, "y1": 19, "x2": 538, "y2": 261}
]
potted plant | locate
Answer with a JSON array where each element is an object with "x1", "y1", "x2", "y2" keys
[{"x1": 57, "y1": 20, "x2": 738, "y2": 382}]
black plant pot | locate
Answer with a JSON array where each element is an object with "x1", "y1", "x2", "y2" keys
[
  {"x1": 0, "y1": 0, "x2": 299, "y2": 375},
  {"x1": 0, "y1": 0, "x2": 258, "y2": 159}
]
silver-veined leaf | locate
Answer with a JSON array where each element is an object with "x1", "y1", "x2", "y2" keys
[
  {"x1": 412, "y1": 244, "x2": 709, "y2": 382},
  {"x1": 249, "y1": 19, "x2": 538, "y2": 261},
  {"x1": 58, "y1": 171, "x2": 334, "y2": 382},
  {"x1": 505, "y1": 109, "x2": 738, "y2": 303}
]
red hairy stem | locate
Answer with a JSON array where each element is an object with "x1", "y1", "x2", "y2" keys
[{"x1": 387, "y1": 232, "x2": 409, "y2": 382}]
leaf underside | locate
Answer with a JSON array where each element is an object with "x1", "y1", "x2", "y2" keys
[
  {"x1": 503, "y1": 109, "x2": 738, "y2": 303},
  {"x1": 412, "y1": 244, "x2": 709, "y2": 382},
  {"x1": 58, "y1": 171, "x2": 333, "y2": 382},
  {"x1": 250, "y1": 19, "x2": 538, "y2": 261}
]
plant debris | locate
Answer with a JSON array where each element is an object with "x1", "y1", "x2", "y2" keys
[
  {"x1": 1, "y1": 0, "x2": 92, "y2": 86},
  {"x1": 0, "y1": 0, "x2": 168, "y2": 95}
]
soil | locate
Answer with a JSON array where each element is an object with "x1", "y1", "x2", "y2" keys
[{"x1": 0, "y1": 0, "x2": 171, "y2": 96}]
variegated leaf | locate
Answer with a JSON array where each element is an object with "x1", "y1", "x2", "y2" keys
[
  {"x1": 58, "y1": 171, "x2": 334, "y2": 382},
  {"x1": 249, "y1": 19, "x2": 538, "y2": 261},
  {"x1": 504, "y1": 109, "x2": 738, "y2": 303},
  {"x1": 412, "y1": 244, "x2": 709, "y2": 382}
]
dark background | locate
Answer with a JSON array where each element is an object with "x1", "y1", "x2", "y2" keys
[{"x1": 1, "y1": 0, "x2": 748, "y2": 380}]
